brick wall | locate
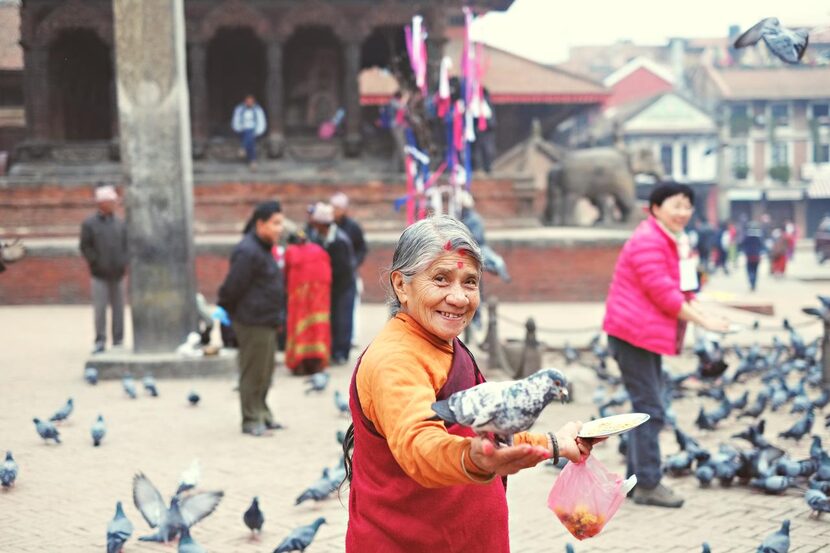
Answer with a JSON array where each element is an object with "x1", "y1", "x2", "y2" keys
[{"x1": 0, "y1": 237, "x2": 623, "y2": 305}]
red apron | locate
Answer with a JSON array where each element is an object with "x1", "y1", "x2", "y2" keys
[{"x1": 346, "y1": 338, "x2": 510, "y2": 553}]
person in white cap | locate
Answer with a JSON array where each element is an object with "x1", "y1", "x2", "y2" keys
[
  {"x1": 309, "y1": 202, "x2": 356, "y2": 365},
  {"x1": 79, "y1": 184, "x2": 128, "y2": 354}
]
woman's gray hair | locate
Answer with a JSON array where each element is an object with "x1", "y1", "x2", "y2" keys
[{"x1": 386, "y1": 215, "x2": 483, "y2": 315}]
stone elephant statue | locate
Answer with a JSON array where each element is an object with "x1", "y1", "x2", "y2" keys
[{"x1": 544, "y1": 147, "x2": 664, "y2": 226}]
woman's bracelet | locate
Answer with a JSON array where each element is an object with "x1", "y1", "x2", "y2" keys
[
  {"x1": 547, "y1": 432, "x2": 559, "y2": 464},
  {"x1": 461, "y1": 448, "x2": 496, "y2": 483}
]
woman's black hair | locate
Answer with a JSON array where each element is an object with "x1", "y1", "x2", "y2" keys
[
  {"x1": 242, "y1": 200, "x2": 281, "y2": 234},
  {"x1": 648, "y1": 183, "x2": 694, "y2": 214}
]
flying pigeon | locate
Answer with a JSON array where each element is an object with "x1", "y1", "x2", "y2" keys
[
  {"x1": 755, "y1": 519, "x2": 790, "y2": 552},
  {"x1": 107, "y1": 501, "x2": 133, "y2": 553},
  {"x1": 133, "y1": 472, "x2": 223, "y2": 543},
  {"x1": 84, "y1": 366, "x2": 99, "y2": 385},
  {"x1": 177, "y1": 526, "x2": 206, "y2": 553},
  {"x1": 1, "y1": 451, "x2": 18, "y2": 488},
  {"x1": 176, "y1": 459, "x2": 201, "y2": 495},
  {"x1": 431, "y1": 368, "x2": 569, "y2": 446},
  {"x1": 273, "y1": 517, "x2": 327, "y2": 553},
  {"x1": 50, "y1": 397, "x2": 74, "y2": 423},
  {"x1": 142, "y1": 375, "x2": 159, "y2": 397},
  {"x1": 123, "y1": 376, "x2": 137, "y2": 399},
  {"x1": 305, "y1": 372, "x2": 330, "y2": 394},
  {"x1": 243, "y1": 496, "x2": 264, "y2": 536},
  {"x1": 33, "y1": 418, "x2": 61, "y2": 443},
  {"x1": 734, "y1": 18, "x2": 809, "y2": 64},
  {"x1": 187, "y1": 390, "x2": 200, "y2": 406},
  {"x1": 334, "y1": 390, "x2": 350, "y2": 416},
  {"x1": 806, "y1": 489, "x2": 830, "y2": 517},
  {"x1": 91, "y1": 414, "x2": 107, "y2": 447}
]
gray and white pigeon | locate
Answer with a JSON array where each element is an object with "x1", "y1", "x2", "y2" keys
[
  {"x1": 295, "y1": 468, "x2": 339, "y2": 505},
  {"x1": 91, "y1": 414, "x2": 107, "y2": 447},
  {"x1": 305, "y1": 372, "x2": 330, "y2": 394},
  {"x1": 756, "y1": 519, "x2": 790, "y2": 552},
  {"x1": 50, "y1": 397, "x2": 74, "y2": 423},
  {"x1": 805, "y1": 489, "x2": 830, "y2": 517},
  {"x1": 1, "y1": 451, "x2": 18, "y2": 488},
  {"x1": 734, "y1": 18, "x2": 809, "y2": 64},
  {"x1": 177, "y1": 527, "x2": 206, "y2": 553},
  {"x1": 84, "y1": 366, "x2": 99, "y2": 385},
  {"x1": 431, "y1": 368, "x2": 569, "y2": 446},
  {"x1": 142, "y1": 375, "x2": 159, "y2": 397},
  {"x1": 133, "y1": 472, "x2": 223, "y2": 543},
  {"x1": 107, "y1": 501, "x2": 133, "y2": 553},
  {"x1": 243, "y1": 496, "x2": 264, "y2": 536},
  {"x1": 33, "y1": 418, "x2": 61, "y2": 443},
  {"x1": 334, "y1": 390, "x2": 350, "y2": 416},
  {"x1": 273, "y1": 517, "x2": 326, "y2": 553},
  {"x1": 123, "y1": 376, "x2": 137, "y2": 399}
]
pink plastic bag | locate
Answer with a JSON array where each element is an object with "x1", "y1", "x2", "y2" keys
[{"x1": 547, "y1": 456, "x2": 634, "y2": 540}]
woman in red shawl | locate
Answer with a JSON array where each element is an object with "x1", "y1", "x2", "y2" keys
[{"x1": 284, "y1": 231, "x2": 332, "y2": 375}]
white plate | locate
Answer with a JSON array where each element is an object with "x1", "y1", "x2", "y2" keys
[{"x1": 577, "y1": 413, "x2": 651, "y2": 438}]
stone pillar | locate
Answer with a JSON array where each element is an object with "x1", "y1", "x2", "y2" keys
[
  {"x1": 343, "y1": 39, "x2": 362, "y2": 157},
  {"x1": 265, "y1": 39, "x2": 285, "y2": 158},
  {"x1": 22, "y1": 46, "x2": 49, "y2": 140},
  {"x1": 188, "y1": 40, "x2": 208, "y2": 158},
  {"x1": 113, "y1": 0, "x2": 198, "y2": 353}
]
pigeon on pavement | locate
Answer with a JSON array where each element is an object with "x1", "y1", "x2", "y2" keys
[
  {"x1": 33, "y1": 418, "x2": 61, "y2": 443},
  {"x1": 142, "y1": 376, "x2": 159, "y2": 397},
  {"x1": 734, "y1": 18, "x2": 809, "y2": 64},
  {"x1": 1, "y1": 451, "x2": 18, "y2": 488},
  {"x1": 91, "y1": 414, "x2": 107, "y2": 447},
  {"x1": 243, "y1": 496, "x2": 264, "y2": 536},
  {"x1": 295, "y1": 469, "x2": 339, "y2": 505},
  {"x1": 805, "y1": 489, "x2": 830, "y2": 517},
  {"x1": 779, "y1": 410, "x2": 814, "y2": 441},
  {"x1": 431, "y1": 368, "x2": 569, "y2": 446},
  {"x1": 106, "y1": 501, "x2": 133, "y2": 553},
  {"x1": 123, "y1": 376, "x2": 137, "y2": 399},
  {"x1": 84, "y1": 366, "x2": 99, "y2": 385},
  {"x1": 305, "y1": 372, "x2": 330, "y2": 394},
  {"x1": 50, "y1": 397, "x2": 74, "y2": 423},
  {"x1": 334, "y1": 390, "x2": 350, "y2": 416},
  {"x1": 273, "y1": 517, "x2": 327, "y2": 553},
  {"x1": 755, "y1": 519, "x2": 790, "y2": 552},
  {"x1": 177, "y1": 526, "x2": 206, "y2": 553},
  {"x1": 187, "y1": 390, "x2": 200, "y2": 406}
]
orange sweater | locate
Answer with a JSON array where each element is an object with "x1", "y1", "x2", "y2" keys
[{"x1": 356, "y1": 313, "x2": 548, "y2": 488}]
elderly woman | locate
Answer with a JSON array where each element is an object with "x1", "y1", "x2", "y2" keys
[
  {"x1": 342, "y1": 215, "x2": 591, "y2": 552},
  {"x1": 603, "y1": 183, "x2": 729, "y2": 508}
]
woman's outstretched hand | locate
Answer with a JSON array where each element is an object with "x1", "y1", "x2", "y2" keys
[{"x1": 468, "y1": 437, "x2": 551, "y2": 477}]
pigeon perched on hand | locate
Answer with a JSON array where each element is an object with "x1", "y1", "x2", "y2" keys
[
  {"x1": 122, "y1": 376, "x2": 137, "y2": 399},
  {"x1": 243, "y1": 496, "x2": 264, "y2": 537},
  {"x1": 91, "y1": 414, "x2": 107, "y2": 447},
  {"x1": 755, "y1": 519, "x2": 790, "y2": 552},
  {"x1": 431, "y1": 368, "x2": 569, "y2": 446},
  {"x1": 805, "y1": 489, "x2": 830, "y2": 518},
  {"x1": 177, "y1": 527, "x2": 206, "y2": 553},
  {"x1": 305, "y1": 372, "x2": 330, "y2": 394},
  {"x1": 142, "y1": 375, "x2": 159, "y2": 397},
  {"x1": 50, "y1": 397, "x2": 74, "y2": 423},
  {"x1": 33, "y1": 418, "x2": 61, "y2": 443},
  {"x1": 734, "y1": 18, "x2": 809, "y2": 64},
  {"x1": 1, "y1": 451, "x2": 18, "y2": 488},
  {"x1": 84, "y1": 366, "x2": 99, "y2": 385},
  {"x1": 187, "y1": 390, "x2": 200, "y2": 406},
  {"x1": 106, "y1": 501, "x2": 133, "y2": 553},
  {"x1": 133, "y1": 472, "x2": 223, "y2": 543},
  {"x1": 273, "y1": 517, "x2": 327, "y2": 553}
]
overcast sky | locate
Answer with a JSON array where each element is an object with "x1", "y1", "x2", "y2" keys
[{"x1": 472, "y1": 0, "x2": 829, "y2": 64}]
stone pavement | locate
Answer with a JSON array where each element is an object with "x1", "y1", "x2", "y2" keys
[{"x1": 0, "y1": 250, "x2": 828, "y2": 553}]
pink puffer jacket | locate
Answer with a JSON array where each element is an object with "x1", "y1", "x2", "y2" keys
[{"x1": 603, "y1": 217, "x2": 693, "y2": 356}]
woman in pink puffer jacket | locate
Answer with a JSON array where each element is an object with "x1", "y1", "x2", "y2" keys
[{"x1": 603, "y1": 183, "x2": 729, "y2": 509}]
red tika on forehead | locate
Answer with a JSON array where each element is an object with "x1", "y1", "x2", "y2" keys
[
  {"x1": 443, "y1": 240, "x2": 453, "y2": 251},
  {"x1": 457, "y1": 261, "x2": 464, "y2": 269},
  {"x1": 457, "y1": 248, "x2": 468, "y2": 256}
]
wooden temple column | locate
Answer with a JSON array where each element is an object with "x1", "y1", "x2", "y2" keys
[
  {"x1": 342, "y1": 36, "x2": 362, "y2": 157},
  {"x1": 22, "y1": 45, "x2": 50, "y2": 141},
  {"x1": 188, "y1": 40, "x2": 208, "y2": 158},
  {"x1": 265, "y1": 39, "x2": 285, "y2": 158}
]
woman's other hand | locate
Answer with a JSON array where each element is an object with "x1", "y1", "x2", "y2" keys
[
  {"x1": 554, "y1": 421, "x2": 595, "y2": 462},
  {"x1": 469, "y1": 437, "x2": 551, "y2": 476},
  {"x1": 702, "y1": 315, "x2": 731, "y2": 333}
]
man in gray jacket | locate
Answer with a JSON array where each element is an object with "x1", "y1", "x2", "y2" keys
[{"x1": 80, "y1": 185, "x2": 128, "y2": 354}]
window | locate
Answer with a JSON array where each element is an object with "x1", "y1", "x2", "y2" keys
[
  {"x1": 730, "y1": 104, "x2": 750, "y2": 137},
  {"x1": 771, "y1": 141, "x2": 789, "y2": 166},
  {"x1": 816, "y1": 143, "x2": 830, "y2": 163},
  {"x1": 733, "y1": 144, "x2": 748, "y2": 166},
  {"x1": 813, "y1": 103, "x2": 829, "y2": 119},
  {"x1": 770, "y1": 103, "x2": 789, "y2": 127},
  {"x1": 680, "y1": 144, "x2": 688, "y2": 176},
  {"x1": 660, "y1": 144, "x2": 673, "y2": 176}
]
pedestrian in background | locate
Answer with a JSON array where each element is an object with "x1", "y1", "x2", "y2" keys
[
  {"x1": 741, "y1": 223, "x2": 764, "y2": 292},
  {"x1": 331, "y1": 192, "x2": 367, "y2": 348},
  {"x1": 308, "y1": 202, "x2": 356, "y2": 365},
  {"x1": 79, "y1": 185, "x2": 128, "y2": 354},
  {"x1": 218, "y1": 200, "x2": 285, "y2": 436},
  {"x1": 769, "y1": 228, "x2": 788, "y2": 278},
  {"x1": 231, "y1": 94, "x2": 267, "y2": 170},
  {"x1": 603, "y1": 183, "x2": 730, "y2": 508}
]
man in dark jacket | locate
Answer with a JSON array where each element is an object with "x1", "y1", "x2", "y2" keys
[
  {"x1": 310, "y1": 202, "x2": 356, "y2": 365},
  {"x1": 218, "y1": 200, "x2": 285, "y2": 436},
  {"x1": 80, "y1": 185, "x2": 128, "y2": 354},
  {"x1": 741, "y1": 223, "x2": 765, "y2": 292},
  {"x1": 331, "y1": 192, "x2": 367, "y2": 349}
]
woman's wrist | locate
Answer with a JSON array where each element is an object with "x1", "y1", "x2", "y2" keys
[
  {"x1": 547, "y1": 432, "x2": 560, "y2": 464},
  {"x1": 462, "y1": 446, "x2": 496, "y2": 483}
]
